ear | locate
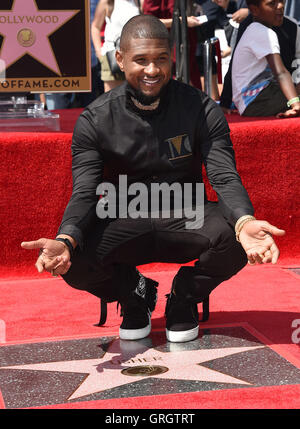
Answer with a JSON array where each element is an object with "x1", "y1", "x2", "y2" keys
[
  {"x1": 248, "y1": 4, "x2": 259, "y2": 18},
  {"x1": 115, "y1": 50, "x2": 125, "y2": 72}
]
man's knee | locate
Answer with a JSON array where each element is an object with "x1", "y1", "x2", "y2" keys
[
  {"x1": 61, "y1": 258, "x2": 140, "y2": 303},
  {"x1": 199, "y1": 224, "x2": 248, "y2": 278},
  {"x1": 61, "y1": 254, "x2": 118, "y2": 301},
  {"x1": 209, "y1": 220, "x2": 237, "y2": 252}
]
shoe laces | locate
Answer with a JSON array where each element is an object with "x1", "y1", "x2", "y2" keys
[
  {"x1": 117, "y1": 290, "x2": 147, "y2": 317},
  {"x1": 165, "y1": 292, "x2": 198, "y2": 319}
]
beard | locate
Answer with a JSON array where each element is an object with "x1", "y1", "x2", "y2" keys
[
  {"x1": 131, "y1": 89, "x2": 161, "y2": 105},
  {"x1": 129, "y1": 80, "x2": 170, "y2": 105}
]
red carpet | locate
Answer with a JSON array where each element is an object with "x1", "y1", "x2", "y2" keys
[
  {"x1": 1, "y1": 265, "x2": 299, "y2": 360},
  {"x1": 0, "y1": 265, "x2": 299, "y2": 409},
  {"x1": 0, "y1": 110, "x2": 299, "y2": 410},
  {"x1": 0, "y1": 110, "x2": 299, "y2": 278}
]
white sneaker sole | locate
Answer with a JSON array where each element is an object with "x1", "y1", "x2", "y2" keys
[
  {"x1": 166, "y1": 325, "x2": 199, "y2": 343},
  {"x1": 119, "y1": 316, "x2": 151, "y2": 341}
]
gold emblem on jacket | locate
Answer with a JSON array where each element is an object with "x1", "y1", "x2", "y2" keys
[{"x1": 164, "y1": 134, "x2": 192, "y2": 160}]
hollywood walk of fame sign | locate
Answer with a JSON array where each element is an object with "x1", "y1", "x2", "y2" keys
[
  {"x1": 1, "y1": 326, "x2": 300, "y2": 409},
  {"x1": 0, "y1": 0, "x2": 91, "y2": 93}
]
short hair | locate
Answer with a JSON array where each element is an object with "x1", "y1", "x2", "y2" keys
[
  {"x1": 246, "y1": 0, "x2": 262, "y2": 6},
  {"x1": 119, "y1": 14, "x2": 171, "y2": 51}
]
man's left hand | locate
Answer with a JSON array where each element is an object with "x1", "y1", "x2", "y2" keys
[{"x1": 239, "y1": 220, "x2": 285, "y2": 265}]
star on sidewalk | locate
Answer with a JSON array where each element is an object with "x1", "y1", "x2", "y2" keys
[
  {"x1": 0, "y1": 0, "x2": 79, "y2": 75},
  {"x1": 0, "y1": 338, "x2": 264, "y2": 401}
]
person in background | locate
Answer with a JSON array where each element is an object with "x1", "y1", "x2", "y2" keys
[
  {"x1": 194, "y1": 0, "x2": 233, "y2": 99},
  {"x1": 43, "y1": 93, "x2": 75, "y2": 111},
  {"x1": 43, "y1": 0, "x2": 104, "y2": 110},
  {"x1": 91, "y1": 0, "x2": 142, "y2": 92},
  {"x1": 232, "y1": 0, "x2": 300, "y2": 118},
  {"x1": 212, "y1": 0, "x2": 249, "y2": 24},
  {"x1": 284, "y1": 0, "x2": 300, "y2": 23},
  {"x1": 220, "y1": 0, "x2": 300, "y2": 114},
  {"x1": 76, "y1": 0, "x2": 104, "y2": 107},
  {"x1": 143, "y1": 0, "x2": 202, "y2": 29},
  {"x1": 232, "y1": 0, "x2": 249, "y2": 23},
  {"x1": 212, "y1": 0, "x2": 249, "y2": 56}
]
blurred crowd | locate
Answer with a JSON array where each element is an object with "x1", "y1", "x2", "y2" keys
[{"x1": 12, "y1": 0, "x2": 299, "y2": 118}]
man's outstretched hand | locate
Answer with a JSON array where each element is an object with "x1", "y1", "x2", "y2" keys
[
  {"x1": 239, "y1": 220, "x2": 286, "y2": 265},
  {"x1": 21, "y1": 238, "x2": 72, "y2": 276}
]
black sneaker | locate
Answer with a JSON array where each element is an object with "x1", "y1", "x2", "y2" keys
[
  {"x1": 165, "y1": 292, "x2": 199, "y2": 342},
  {"x1": 119, "y1": 276, "x2": 158, "y2": 340}
]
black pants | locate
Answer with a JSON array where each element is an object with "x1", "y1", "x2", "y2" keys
[
  {"x1": 243, "y1": 81, "x2": 287, "y2": 117},
  {"x1": 62, "y1": 202, "x2": 248, "y2": 303}
]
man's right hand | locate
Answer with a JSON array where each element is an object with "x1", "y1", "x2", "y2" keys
[{"x1": 21, "y1": 238, "x2": 72, "y2": 276}]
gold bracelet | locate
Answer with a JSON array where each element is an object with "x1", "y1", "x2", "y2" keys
[
  {"x1": 235, "y1": 215, "x2": 256, "y2": 242},
  {"x1": 235, "y1": 215, "x2": 256, "y2": 232}
]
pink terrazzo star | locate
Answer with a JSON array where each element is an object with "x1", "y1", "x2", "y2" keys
[
  {"x1": 0, "y1": 0, "x2": 79, "y2": 75},
  {"x1": 0, "y1": 338, "x2": 264, "y2": 401}
]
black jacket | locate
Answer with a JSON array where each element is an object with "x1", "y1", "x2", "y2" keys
[{"x1": 58, "y1": 79, "x2": 254, "y2": 247}]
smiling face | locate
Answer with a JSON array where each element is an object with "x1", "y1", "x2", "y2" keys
[
  {"x1": 250, "y1": 0, "x2": 285, "y2": 27},
  {"x1": 116, "y1": 37, "x2": 172, "y2": 102}
]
